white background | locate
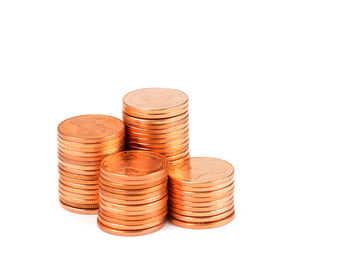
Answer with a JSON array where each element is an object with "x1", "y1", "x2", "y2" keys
[{"x1": 0, "y1": 1, "x2": 349, "y2": 264}]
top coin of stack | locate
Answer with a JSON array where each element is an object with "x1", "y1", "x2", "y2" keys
[
  {"x1": 122, "y1": 88, "x2": 190, "y2": 165},
  {"x1": 168, "y1": 157, "x2": 235, "y2": 229},
  {"x1": 98, "y1": 150, "x2": 168, "y2": 236},
  {"x1": 58, "y1": 114, "x2": 125, "y2": 214}
]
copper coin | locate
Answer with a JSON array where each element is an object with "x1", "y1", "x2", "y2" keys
[
  {"x1": 126, "y1": 135, "x2": 189, "y2": 149},
  {"x1": 58, "y1": 167, "x2": 99, "y2": 180},
  {"x1": 99, "y1": 176, "x2": 167, "y2": 190},
  {"x1": 99, "y1": 180, "x2": 167, "y2": 195},
  {"x1": 123, "y1": 103, "x2": 188, "y2": 119},
  {"x1": 100, "y1": 172, "x2": 167, "y2": 185},
  {"x1": 58, "y1": 145, "x2": 123, "y2": 157},
  {"x1": 99, "y1": 186, "x2": 167, "y2": 201},
  {"x1": 126, "y1": 131, "x2": 189, "y2": 145},
  {"x1": 169, "y1": 186, "x2": 233, "y2": 202},
  {"x1": 127, "y1": 126, "x2": 189, "y2": 140},
  {"x1": 60, "y1": 197, "x2": 98, "y2": 208},
  {"x1": 58, "y1": 141, "x2": 124, "y2": 153},
  {"x1": 58, "y1": 164, "x2": 99, "y2": 176},
  {"x1": 99, "y1": 192, "x2": 167, "y2": 206},
  {"x1": 58, "y1": 160, "x2": 101, "y2": 171},
  {"x1": 59, "y1": 192, "x2": 99, "y2": 204},
  {"x1": 59, "y1": 178, "x2": 99, "y2": 190},
  {"x1": 169, "y1": 182, "x2": 234, "y2": 198},
  {"x1": 59, "y1": 182, "x2": 99, "y2": 194},
  {"x1": 59, "y1": 174, "x2": 99, "y2": 185},
  {"x1": 169, "y1": 176, "x2": 234, "y2": 192},
  {"x1": 58, "y1": 135, "x2": 124, "y2": 148},
  {"x1": 168, "y1": 213, "x2": 234, "y2": 229},
  {"x1": 59, "y1": 196, "x2": 99, "y2": 207},
  {"x1": 97, "y1": 218, "x2": 164, "y2": 236},
  {"x1": 99, "y1": 210, "x2": 167, "y2": 226},
  {"x1": 98, "y1": 214, "x2": 166, "y2": 231},
  {"x1": 169, "y1": 194, "x2": 234, "y2": 207},
  {"x1": 123, "y1": 111, "x2": 188, "y2": 126},
  {"x1": 59, "y1": 189, "x2": 99, "y2": 200},
  {"x1": 169, "y1": 202, "x2": 234, "y2": 217},
  {"x1": 123, "y1": 88, "x2": 188, "y2": 115},
  {"x1": 126, "y1": 142, "x2": 189, "y2": 155},
  {"x1": 100, "y1": 150, "x2": 168, "y2": 179},
  {"x1": 99, "y1": 196, "x2": 167, "y2": 214},
  {"x1": 58, "y1": 154, "x2": 102, "y2": 166},
  {"x1": 124, "y1": 115, "x2": 189, "y2": 130},
  {"x1": 125, "y1": 121, "x2": 188, "y2": 135},
  {"x1": 58, "y1": 149, "x2": 109, "y2": 162},
  {"x1": 169, "y1": 197, "x2": 234, "y2": 212},
  {"x1": 123, "y1": 104, "x2": 188, "y2": 120},
  {"x1": 169, "y1": 207, "x2": 235, "y2": 223},
  {"x1": 166, "y1": 149, "x2": 190, "y2": 161},
  {"x1": 99, "y1": 205, "x2": 167, "y2": 221},
  {"x1": 58, "y1": 114, "x2": 125, "y2": 143},
  {"x1": 60, "y1": 201, "x2": 98, "y2": 215},
  {"x1": 169, "y1": 157, "x2": 234, "y2": 187}
]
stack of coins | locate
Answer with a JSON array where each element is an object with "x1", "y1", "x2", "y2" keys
[
  {"x1": 58, "y1": 115, "x2": 125, "y2": 214},
  {"x1": 98, "y1": 150, "x2": 168, "y2": 236},
  {"x1": 168, "y1": 157, "x2": 235, "y2": 229},
  {"x1": 122, "y1": 88, "x2": 190, "y2": 165}
]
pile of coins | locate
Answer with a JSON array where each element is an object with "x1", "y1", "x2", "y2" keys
[
  {"x1": 122, "y1": 88, "x2": 190, "y2": 165},
  {"x1": 168, "y1": 157, "x2": 235, "y2": 229},
  {"x1": 98, "y1": 151, "x2": 168, "y2": 236},
  {"x1": 58, "y1": 115, "x2": 125, "y2": 214}
]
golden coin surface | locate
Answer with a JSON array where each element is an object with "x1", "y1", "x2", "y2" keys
[
  {"x1": 97, "y1": 219, "x2": 164, "y2": 236},
  {"x1": 100, "y1": 150, "x2": 168, "y2": 179},
  {"x1": 58, "y1": 114, "x2": 125, "y2": 143},
  {"x1": 168, "y1": 213, "x2": 235, "y2": 229},
  {"x1": 169, "y1": 157, "x2": 234, "y2": 186},
  {"x1": 123, "y1": 88, "x2": 188, "y2": 114}
]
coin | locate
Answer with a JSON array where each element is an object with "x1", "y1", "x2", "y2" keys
[
  {"x1": 99, "y1": 206, "x2": 167, "y2": 221},
  {"x1": 168, "y1": 213, "x2": 235, "y2": 229},
  {"x1": 97, "y1": 219, "x2": 164, "y2": 236},
  {"x1": 169, "y1": 157, "x2": 234, "y2": 185},
  {"x1": 98, "y1": 215, "x2": 166, "y2": 231},
  {"x1": 58, "y1": 114, "x2": 125, "y2": 143},
  {"x1": 60, "y1": 201, "x2": 98, "y2": 215},
  {"x1": 169, "y1": 207, "x2": 235, "y2": 223},
  {"x1": 98, "y1": 210, "x2": 167, "y2": 226},
  {"x1": 123, "y1": 88, "x2": 188, "y2": 118},
  {"x1": 169, "y1": 202, "x2": 234, "y2": 217}
]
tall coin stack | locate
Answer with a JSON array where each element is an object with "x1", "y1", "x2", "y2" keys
[
  {"x1": 168, "y1": 157, "x2": 235, "y2": 229},
  {"x1": 122, "y1": 88, "x2": 190, "y2": 165},
  {"x1": 58, "y1": 115, "x2": 125, "y2": 214},
  {"x1": 98, "y1": 150, "x2": 168, "y2": 236}
]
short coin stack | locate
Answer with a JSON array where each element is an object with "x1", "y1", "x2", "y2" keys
[
  {"x1": 58, "y1": 115, "x2": 125, "y2": 214},
  {"x1": 168, "y1": 157, "x2": 235, "y2": 229},
  {"x1": 123, "y1": 88, "x2": 190, "y2": 165},
  {"x1": 98, "y1": 150, "x2": 168, "y2": 236}
]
